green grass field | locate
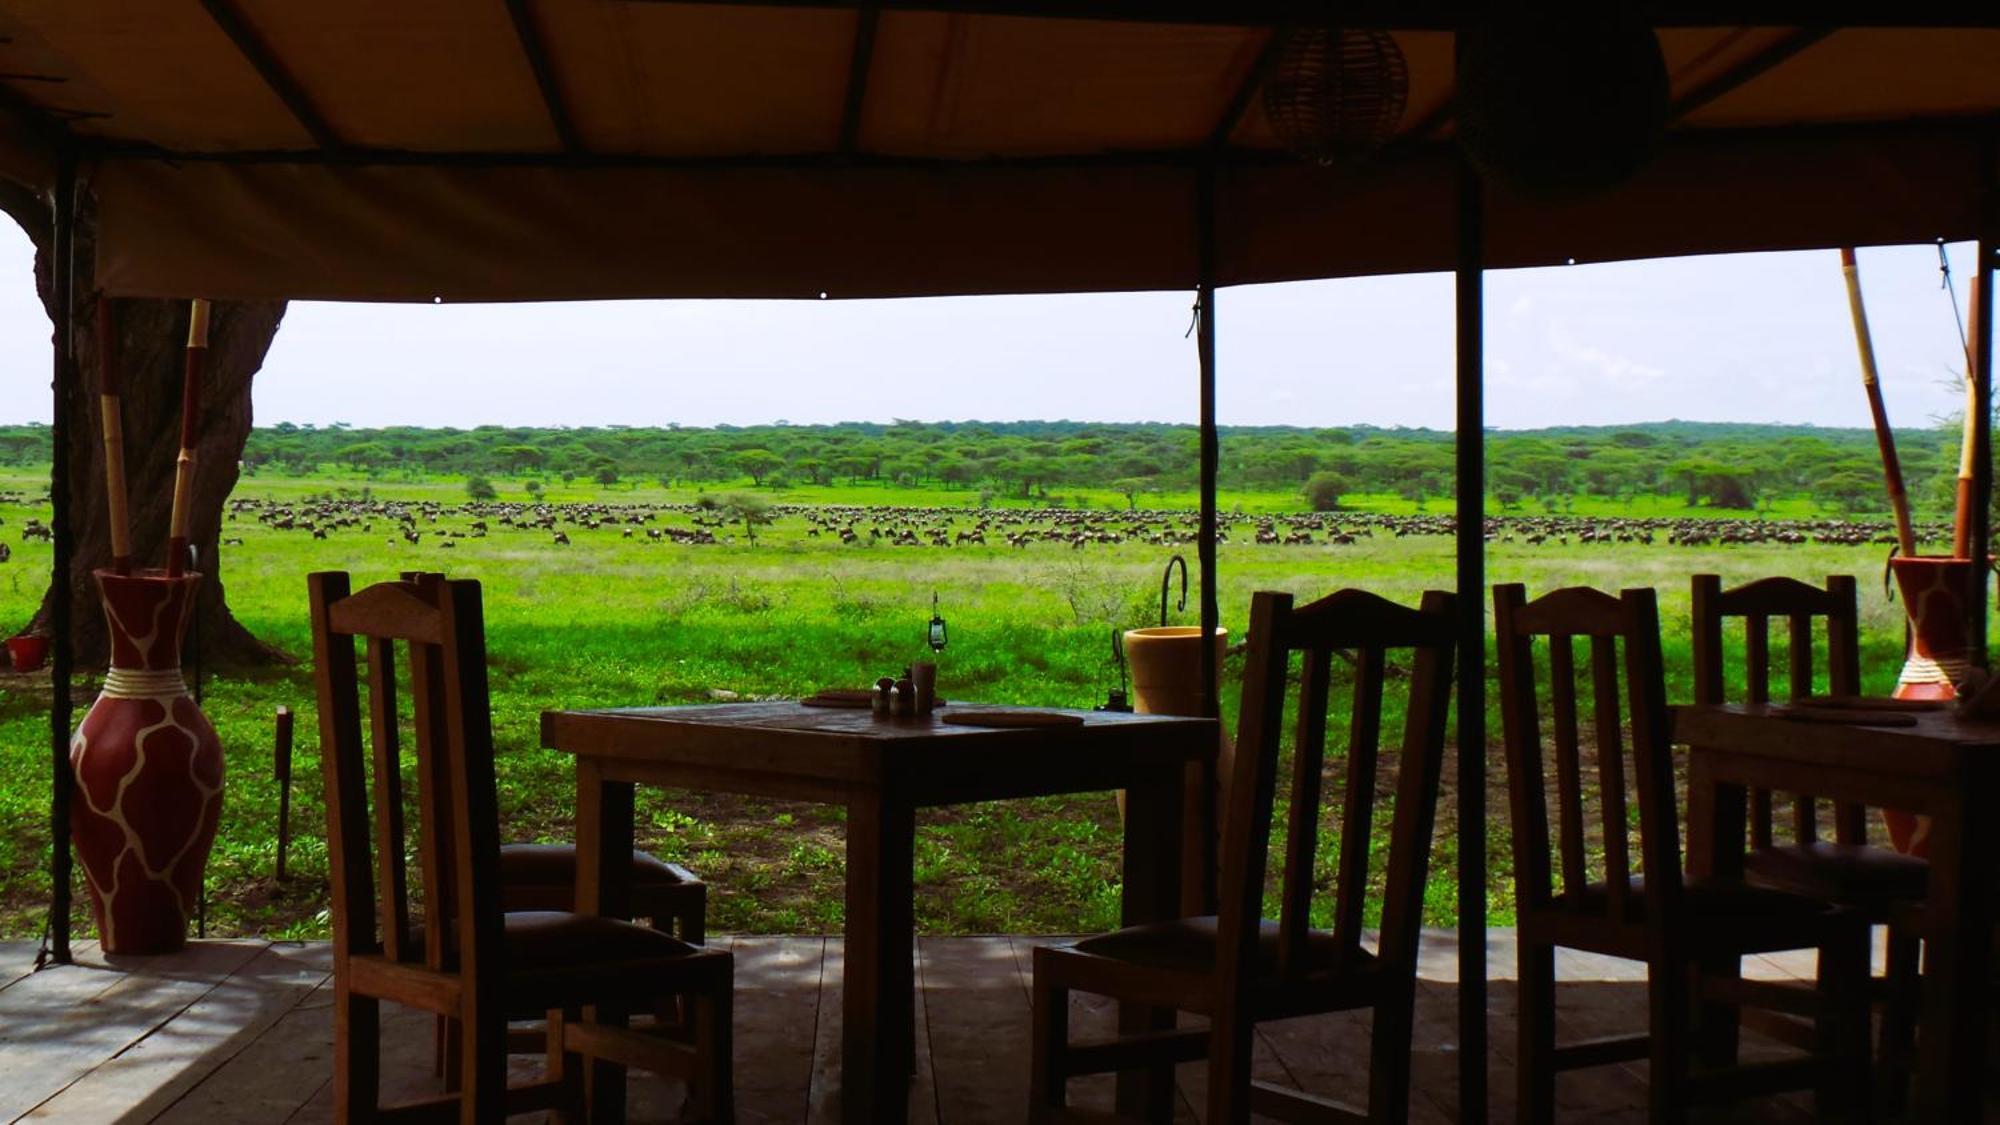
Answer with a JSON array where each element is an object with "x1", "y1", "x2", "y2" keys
[{"x1": 0, "y1": 468, "x2": 1939, "y2": 942}]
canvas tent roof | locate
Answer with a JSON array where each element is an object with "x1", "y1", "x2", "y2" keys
[{"x1": 0, "y1": 3, "x2": 1993, "y2": 300}]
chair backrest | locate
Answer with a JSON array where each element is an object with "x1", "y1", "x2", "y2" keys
[
  {"x1": 1217, "y1": 588, "x2": 1456, "y2": 991},
  {"x1": 308, "y1": 570, "x2": 505, "y2": 983},
  {"x1": 1493, "y1": 584, "x2": 1677, "y2": 925},
  {"x1": 1690, "y1": 573, "x2": 1865, "y2": 847}
]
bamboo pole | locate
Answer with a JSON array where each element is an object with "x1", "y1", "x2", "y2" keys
[
  {"x1": 96, "y1": 296, "x2": 133, "y2": 575},
  {"x1": 1840, "y1": 247, "x2": 1918, "y2": 557},
  {"x1": 165, "y1": 299, "x2": 209, "y2": 577},
  {"x1": 1956, "y1": 269, "x2": 1984, "y2": 559}
]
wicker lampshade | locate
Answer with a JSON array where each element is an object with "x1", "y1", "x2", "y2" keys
[{"x1": 1262, "y1": 28, "x2": 1409, "y2": 167}]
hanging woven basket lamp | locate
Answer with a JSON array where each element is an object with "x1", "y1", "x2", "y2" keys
[{"x1": 1261, "y1": 27, "x2": 1410, "y2": 167}]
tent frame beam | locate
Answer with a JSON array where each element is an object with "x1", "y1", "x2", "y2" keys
[
  {"x1": 196, "y1": 0, "x2": 343, "y2": 151},
  {"x1": 1206, "y1": 30, "x2": 1284, "y2": 152},
  {"x1": 505, "y1": 0, "x2": 584, "y2": 154},
  {"x1": 78, "y1": 115, "x2": 2000, "y2": 173},
  {"x1": 617, "y1": 1, "x2": 2000, "y2": 31},
  {"x1": 1666, "y1": 26, "x2": 1836, "y2": 120},
  {"x1": 838, "y1": 6, "x2": 881, "y2": 155}
]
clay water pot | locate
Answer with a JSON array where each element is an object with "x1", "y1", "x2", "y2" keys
[
  {"x1": 1124, "y1": 626, "x2": 1228, "y2": 719},
  {"x1": 1882, "y1": 556, "x2": 1977, "y2": 856},
  {"x1": 70, "y1": 569, "x2": 225, "y2": 953},
  {"x1": 1121, "y1": 626, "x2": 1232, "y2": 909}
]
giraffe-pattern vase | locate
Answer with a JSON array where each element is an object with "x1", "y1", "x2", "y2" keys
[
  {"x1": 70, "y1": 569, "x2": 225, "y2": 954},
  {"x1": 1882, "y1": 555, "x2": 1975, "y2": 857}
]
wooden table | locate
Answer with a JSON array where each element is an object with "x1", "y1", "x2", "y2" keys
[
  {"x1": 1677, "y1": 702, "x2": 2000, "y2": 1122},
  {"x1": 540, "y1": 701, "x2": 1218, "y2": 1124}
]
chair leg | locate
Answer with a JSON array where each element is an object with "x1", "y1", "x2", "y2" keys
[
  {"x1": 693, "y1": 981, "x2": 734, "y2": 1124},
  {"x1": 1691, "y1": 950, "x2": 1742, "y2": 1069},
  {"x1": 1205, "y1": 1010, "x2": 1254, "y2": 1125},
  {"x1": 459, "y1": 1003, "x2": 509, "y2": 1125},
  {"x1": 1877, "y1": 923, "x2": 1922, "y2": 1117},
  {"x1": 1367, "y1": 981, "x2": 1417, "y2": 1125},
  {"x1": 440, "y1": 1016, "x2": 464, "y2": 1092},
  {"x1": 1815, "y1": 930, "x2": 1873, "y2": 1124},
  {"x1": 1517, "y1": 940, "x2": 1557, "y2": 1125},
  {"x1": 546, "y1": 1007, "x2": 587, "y2": 1125},
  {"x1": 1645, "y1": 954, "x2": 1691, "y2": 1125},
  {"x1": 1121, "y1": 1004, "x2": 1178, "y2": 1124},
  {"x1": 681, "y1": 889, "x2": 706, "y2": 946},
  {"x1": 1028, "y1": 970, "x2": 1068, "y2": 1121},
  {"x1": 333, "y1": 985, "x2": 381, "y2": 1123}
]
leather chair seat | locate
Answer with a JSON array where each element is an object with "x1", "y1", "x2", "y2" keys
[
  {"x1": 1549, "y1": 875, "x2": 1838, "y2": 926},
  {"x1": 498, "y1": 910, "x2": 696, "y2": 969},
  {"x1": 1743, "y1": 842, "x2": 1929, "y2": 908},
  {"x1": 498, "y1": 843, "x2": 689, "y2": 888},
  {"x1": 1072, "y1": 915, "x2": 1364, "y2": 979}
]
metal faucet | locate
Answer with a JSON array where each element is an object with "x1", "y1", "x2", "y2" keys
[{"x1": 1160, "y1": 554, "x2": 1188, "y2": 627}]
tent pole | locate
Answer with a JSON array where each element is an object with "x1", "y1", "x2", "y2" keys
[
  {"x1": 1196, "y1": 161, "x2": 1220, "y2": 913},
  {"x1": 45, "y1": 150, "x2": 76, "y2": 966},
  {"x1": 1453, "y1": 152, "x2": 1487, "y2": 1123},
  {"x1": 1974, "y1": 218, "x2": 1994, "y2": 668}
]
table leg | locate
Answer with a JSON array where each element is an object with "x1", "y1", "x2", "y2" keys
[
  {"x1": 576, "y1": 760, "x2": 635, "y2": 1124},
  {"x1": 1913, "y1": 791, "x2": 1995, "y2": 1121},
  {"x1": 1117, "y1": 767, "x2": 1185, "y2": 1119},
  {"x1": 845, "y1": 790, "x2": 915, "y2": 1125},
  {"x1": 1686, "y1": 752, "x2": 1744, "y2": 1067}
]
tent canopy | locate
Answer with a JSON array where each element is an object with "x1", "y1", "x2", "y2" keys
[{"x1": 0, "y1": 2, "x2": 1992, "y2": 300}]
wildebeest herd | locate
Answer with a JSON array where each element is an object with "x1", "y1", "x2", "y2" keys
[{"x1": 123, "y1": 497, "x2": 1936, "y2": 556}]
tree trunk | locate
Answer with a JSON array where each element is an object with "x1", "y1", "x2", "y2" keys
[{"x1": 7, "y1": 186, "x2": 288, "y2": 667}]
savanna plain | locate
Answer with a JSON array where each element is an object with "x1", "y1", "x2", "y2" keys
[{"x1": 0, "y1": 458, "x2": 1959, "y2": 944}]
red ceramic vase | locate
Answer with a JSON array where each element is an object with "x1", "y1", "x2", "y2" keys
[
  {"x1": 1882, "y1": 555, "x2": 1976, "y2": 857},
  {"x1": 70, "y1": 569, "x2": 225, "y2": 953}
]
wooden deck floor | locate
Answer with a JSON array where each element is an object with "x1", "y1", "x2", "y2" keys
[{"x1": 0, "y1": 931, "x2": 1879, "y2": 1123}]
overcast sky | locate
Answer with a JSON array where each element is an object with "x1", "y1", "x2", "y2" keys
[{"x1": 0, "y1": 221, "x2": 1982, "y2": 433}]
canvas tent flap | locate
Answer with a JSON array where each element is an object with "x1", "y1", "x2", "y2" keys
[
  {"x1": 0, "y1": 6, "x2": 1994, "y2": 298},
  {"x1": 94, "y1": 122, "x2": 1994, "y2": 302}
]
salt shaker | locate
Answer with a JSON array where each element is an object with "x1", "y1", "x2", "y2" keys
[{"x1": 874, "y1": 677, "x2": 895, "y2": 717}]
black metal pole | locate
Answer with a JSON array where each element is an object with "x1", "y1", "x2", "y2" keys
[
  {"x1": 45, "y1": 151, "x2": 76, "y2": 966},
  {"x1": 1453, "y1": 151, "x2": 1488, "y2": 1123},
  {"x1": 1973, "y1": 222, "x2": 1994, "y2": 668},
  {"x1": 1196, "y1": 162, "x2": 1221, "y2": 914}
]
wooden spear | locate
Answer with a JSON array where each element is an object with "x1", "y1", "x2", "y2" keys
[
  {"x1": 165, "y1": 299, "x2": 209, "y2": 577},
  {"x1": 1840, "y1": 247, "x2": 1918, "y2": 558},
  {"x1": 95, "y1": 296, "x2": 133, "y2": 575},
  {"x1": 1954, "y1": 268, "x2": 1984, "y2": 559}
]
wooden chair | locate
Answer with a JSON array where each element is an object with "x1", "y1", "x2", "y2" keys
[
  {"x1": 1690, "y1": 573, "x2": 1926, "y2": 1099},
  {"x1": 1031, "y1": 587, "x2": 1457, "y2": 1124},
  {"x1": 308, "y1": 571, "x2": 733, "y2": 1123},
  {"x1": 392, "y1": 576, "x2": 709, "y2": 944},
  {"x1": 1494, "y1": 582, "x2": 1873, "y2": 1124}
]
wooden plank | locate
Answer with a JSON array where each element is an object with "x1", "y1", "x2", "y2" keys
[
  {"x1": 921, "y1": 936, "x2": 1037, "y2": 1125},
  {"x1": 23, "y1": 942, "x2": 329, "y2": 1122},
  {"x1": 731, "y1": 935, "x2": 825, "y2": 1124},
  {"x1": 0, "y1": 941, "x2": 51, "y2": 994},
  {"x1": 160, "y1": 974, "x2": 338, "y2": 1125},
  {"x1": 0, "y1": 939, "x2": 265, "y2": 1120},
  {"x1": 809, "y1": 938, "x2": 937, "y2": 1125}
]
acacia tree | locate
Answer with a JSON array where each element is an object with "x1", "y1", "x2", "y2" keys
[{"x1": 6, "y1": 187, "x2": 287, "y2": 665}]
